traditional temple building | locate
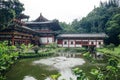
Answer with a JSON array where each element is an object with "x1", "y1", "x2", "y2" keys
[
  {"x1": 0, "y1": 13, "x2": 107, "y2": 47},
  {"x1": 25, "y1": 13, "x2": 62, "y2": 45},
  {"x1": 57, "y1": 33, "x2": 107, "y2": 48},
  {"x1": 0, "y1": 14, "x2": 39, "y2": 45},
  {"x1": 0, "y1": 13, "x2": 61, "y2": 46}
]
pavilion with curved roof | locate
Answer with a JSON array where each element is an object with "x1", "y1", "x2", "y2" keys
[{"x1": 25, "y1": 13, "x2": 62, "y2": 45}]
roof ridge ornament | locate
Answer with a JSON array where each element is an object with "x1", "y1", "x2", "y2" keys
[
  {"x1": 40, "y1": 13, "x2": 42, "y2": 16},
  {"x1": 34, "y1": 13, "x2": 48, "y2": 22}
]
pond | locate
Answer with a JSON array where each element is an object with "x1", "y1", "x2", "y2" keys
[
  {"x1": 33, "y1": 57, "x2": 85, "y2": 80},
  {"x1": 6, "y1": 54, "x2": 86, "y2": 80},
  {"x1": 6, "y1": 58, "x2": 58, "y2": 80}
]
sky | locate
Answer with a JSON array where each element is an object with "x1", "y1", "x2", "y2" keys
[{"x1": 19, "y1": 0, "x2": 108, "y2": 23}]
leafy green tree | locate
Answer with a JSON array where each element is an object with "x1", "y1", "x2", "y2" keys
[
  {"x1": 0, "y1": 8, "x2": 15, "y2": 30},
  {"x1": 106, "y1": 14, "x2": 120, "y2": 45},
  {"x1": 0, "y1": 0, "x2": 24, "y2": 30},
  {"x1": 60, "y1": 22, "x2": 76, "y2": 33},
  {"x1": 66, "y1": 0, "x2": 120, "y2": 45},
  {"x1": 106, "y1": 43, "x2": 115, "y2": 51}
]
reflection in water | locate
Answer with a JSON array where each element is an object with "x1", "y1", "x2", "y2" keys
[
  {"x1": 33, "y1": 57, "x2": 85, "y2": 80},
  {"x1": 58, "y1": 53, "x2": 76, "y2": 58},
  {"x1": 23, "y1": 76, "x2": 36, "y2": 80}
]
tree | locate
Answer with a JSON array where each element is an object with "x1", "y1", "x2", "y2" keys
[
  {"x1": 59, "y1": 22, "x2": 76, "y2": 33},
  {"x1": 0, "y1": 8, "x2": 15, "y2": 30},
  {"x1": 106, "y1": 14, "x2": 120, "y2": 45},
  {"x1": 0, "y1": 0, "x2": 24, "y2": 30},
  {"x1": 68, "y1": 0, "x2": 120, "y2": 45}
]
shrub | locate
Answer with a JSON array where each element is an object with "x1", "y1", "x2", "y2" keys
[
  {"x1": 106, "y1": 43, "x2": 115, "y2": 51},
  {"x1": 45, "y1": 43, "x2": 58, "y2": 49},
  {"x1": 32, "y1": 46, "x2": 39, "y2": 54},
  {"x1": 0, "y1": 41, "x2": 19, "y2": 79}
]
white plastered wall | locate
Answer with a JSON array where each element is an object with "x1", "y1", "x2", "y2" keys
[
  {"x1": 62, "y1": 40, "x2": 68, "y2": 47},
  {"x1": 40, "y1": 37, "x2": 53, "y2": 44},
  {"x1": 89, "y1": 40, "x2": 96, "y2": 45},
  {"x1": 96, "y1": 40, "x2": 103, "y2": 48},
  {"x1": 69, "y1": 40, "x2": 75, "y2": 47}
]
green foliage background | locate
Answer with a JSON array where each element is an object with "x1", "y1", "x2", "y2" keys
[
  {"x1": 0, "y1": 0, "x2": 24, "y2": 30},
  {"x1": 60, "y1": 0, "x2": 120, "y2": 45}
]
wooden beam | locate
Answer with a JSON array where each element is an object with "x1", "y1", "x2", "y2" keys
[{"x1": 12, "y1": 35, "x2": 14, "y2": 45}]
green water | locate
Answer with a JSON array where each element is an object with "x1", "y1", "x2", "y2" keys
[
  {"x1": 6, "y1": 58, "x2": 58, "y2": 80},
  {"x1": 6, "y1": 57, "x2": 119, "y2": 80},
  {"x1": 5, "y1": 57, "x2": 99, "y2": 80},
  {"x1": 5, "y1": 57, "x2": 103, "y2": 80}
]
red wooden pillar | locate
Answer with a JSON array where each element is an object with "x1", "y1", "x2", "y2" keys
[
  {"x1": 88, "y1": 39, "x2": 90, "y2": 47},
  {"x1": 47, "y1": 34, "x2": 48, "y2": 44},
  {"x1": 52, "y1": 35, "x2": 54, "y2": 42},
  {"x1": 75, "y1": 40, "x2": 76, "y2": 48},
  {"x1": 12, "y1": 35, "x2": 15, "y2": 45},
  {"x1": 96, "y1": 39, "x2": 97, "y2": 47},
  {"x1": 81, "y1": 40, "x2": 83, "y2": 47},
  {"x1": 62, "y1": 40, "x2": 63, "y2": 47},
  {"x1": 25, "y1": 40, "x2": 28, "y2": 45},
  {"x1": 68, "y1": 39, "x2": 69, "y2": 48}
]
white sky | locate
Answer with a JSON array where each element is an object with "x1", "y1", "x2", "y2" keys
[{"x1": 19, "y1": 0, "x2": 107, "y2": 23}]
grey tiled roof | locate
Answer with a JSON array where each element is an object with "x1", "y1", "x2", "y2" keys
[
  {"x1": 57, "y1": 33, "x2": 107, "y2": 38},
  {"x1": 25, "y1": 20, "x2": 54, "y2": 24},
  {"x1": 34, "y1": 13, "x2": 48, "y2": 22},
  {"x1": 25, "y1": 20, "x2": 62, "y2": 31}
]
